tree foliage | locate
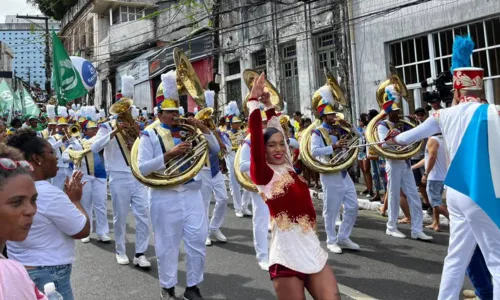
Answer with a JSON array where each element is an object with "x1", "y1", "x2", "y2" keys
[{"x1": 27, "y1": 0, "x2": 78, "y2": 20}]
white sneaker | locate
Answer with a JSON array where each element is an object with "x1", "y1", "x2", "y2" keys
[
  {"x1": 411, "y1": 231, "x2": 433, "y2": 241},
  {"x1": 133, "y1": 255, "x2": 151, "y2": 268},
  {"x1": 235, "y1": 210, "x2": 244, "y2": 218},
  {"x1": 386, "y1": 229, "x2": 406, "y2": 239},
  {"x1": 337, "y1": 239, "x2": 360, "y2": 250},
  {"x1": 242, "y1": 207, "x2": 253, "y2": 216},
  {"x1": 116, "y1": 253, "x2": 130, "y2": 265},
  {"x1": 258, "y1": 260, "x2": 270, "y2": 271},
  {"x1": 211, "y1": 229, "x2": 227, "y2": 242},
  {"x1": 205, "y1": 237, "x2": 212, "y2": 246},
  {"x1": 97, "y1": 234, "x2": 111, "y2": 243},
  {"x1": 80, "y1": 236, "x2": 90, "y2": 243},
  {"x1": 327, "y1": 243, "x2": 343, "y2": 254}
]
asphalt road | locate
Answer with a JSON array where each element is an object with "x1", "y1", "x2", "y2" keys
[{"x1": 70, "y1": 193, "x2": 471, "y2": 300}]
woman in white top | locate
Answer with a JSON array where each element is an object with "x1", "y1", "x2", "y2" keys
[
  {"x1": 6, "y1": 129, "x2": 89, "y2": 300},
  {"x1": 0, "y1": 143, "x2": 48, "y2": 300}
]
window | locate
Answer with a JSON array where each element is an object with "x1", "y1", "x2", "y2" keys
[
  {"x1": 252, "y1": 50, "x2": 266, "y2": 74},
  {"x1": 113, "y1": 6, "x2": 144, "y2": 24},
  {"x1": 227, "y1": 61, "x2": 240, "y2": 76},
  {"x1": 315, "y1": 32, "x2": 336, "y2": 88},
  {"x1": 390, "y1": 35, "x2": 431, "y2": 85},
  {"x1": 226, "y1": 79, "x2": 242, "y2": 109},
  {"x1": 279, "y1": 42, "x2": 299, "y2": 114}
]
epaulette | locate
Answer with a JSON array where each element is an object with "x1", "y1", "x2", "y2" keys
[
  {"x1": 242, "y1": 139, "x2": 251, "y2": 146},
  {"x1": 312, "y1": 129, "x2": 321, "y2": 136},
  {"x1": 140, "y1": 130, "x2": 150, "y2": 137}
]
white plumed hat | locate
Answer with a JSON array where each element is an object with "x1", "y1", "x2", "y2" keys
[
  {"x1": 205, "y1": 90, "x2": 215, "y2": 108},
  {"x1": 121, "y1": 75, "x2": 135, "y2": 98}
]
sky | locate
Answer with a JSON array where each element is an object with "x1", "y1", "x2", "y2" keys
[{"x1": 1, "y1": 0, "x2": 42, "y2": 23}]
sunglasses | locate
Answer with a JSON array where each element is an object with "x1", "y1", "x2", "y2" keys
[{"x1": 0, "y1": 158, "x2": 34, "y2": 172}]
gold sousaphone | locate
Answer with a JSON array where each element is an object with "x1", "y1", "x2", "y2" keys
[
  {"x1": 365, "y1": 65, "x2": 423, "y2": 160},
  {"x1": 129, "y1": 48, "x2": 209, "y2": 188},
  {"x1": 232, "y1": 70, "x2": 284, "y2": 192},
  {"x1": 299, "y1": 67, "x2": 359, "y2": 173}
]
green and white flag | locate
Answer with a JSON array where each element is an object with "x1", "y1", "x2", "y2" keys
[
  {"x1": 0, "y1": 79, "x2": 22, "y2": 123},
  {"x1": 22, "y1": 86, "x2": 41, "y2": 116},
  {"x1": 51, "y1": 30, "x2": 87, "y2": 105}
]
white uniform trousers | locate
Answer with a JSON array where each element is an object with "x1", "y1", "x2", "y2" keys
[
  {"x1": 247, "y1": 191, "x2": 269, "y2": 262},
  {"x1": 320, "y1": 172, "x2": 358, "y2": 243},
  {"x1": 225, "y1": 152, "x2": 244, "y2": 211},
  {"x1": 149, "y1": 188, "x2": 208, "y2": 289},
  {"x1": 438, "y1": 188, "x2": 500, "y2": 300},
  {"x1": 108, "y1": 171, "x2": 150, "y2": 255},
  {"x1": 198, "y1": 170, "x2": 228, "y2": 232},
  {"x1": 51, "y1": 167, "x2": 71, "y2": 190},
  {"x1": 386, "y1": 160, "x2": 424, "y2": 234},
  {"x1": 81, "y1": 176, "x2": 109, "y2": 236}
]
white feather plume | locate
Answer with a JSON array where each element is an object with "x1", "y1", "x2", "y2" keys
[
  {"x1": 76, "y1": 104, "x2": 80, "y2": 109},
  {"x1": 282, "y1": 101, "x2": 288, "y2": 114},
  {"x1": 162, "y1": 71, "x2": 179, "y2": 101},
  {"x1": 385, "y1": 84, "x2": 401, "y2": 103},
  {"x1": 205, "y1": 90, "x2": 215, "y2": 108},
  {"x1": 121, "y1": 75, "x2": 135, "y2": 98},
  {"x1": 46, "y1": 105, "x2": 56, "y2": 118},
  {"x1": 225, "y1": 105, "x2": 231, "y2": 116},
  {"x1": 69, "y1": 109, "x2": 76, "y2": 117},
  {"x1": 57, "y1": 106, "x2": 68, "y2": 118},
  {"x1": 227, "y1": 101, "x2": 240, "y2": 117},
  {"x1": 87, "y1": 107, "x2": 97, "y2": 122},
  {"x1": 178, "y1": 106, "x2": 185, "y2": 116},
  {"x1": 319, "y1": 86, "x2": 336, "y2": 108},
  {"x1": 154, "y1": 106, "x2": 158, "y2": 116},
  {"x1": 98, "y1": 109, "x2": 106, "y2": 119},
  {"x1": 71, "y1": 104, "x2": 77, "y2": 110}
]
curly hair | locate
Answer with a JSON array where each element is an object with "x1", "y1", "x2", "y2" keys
[
  {"x1": 0, "y1": 143, "x2": 32, "y2": 190},
  {"x1": 6, "y1": 128, "x2": 46, "y2": 161}
]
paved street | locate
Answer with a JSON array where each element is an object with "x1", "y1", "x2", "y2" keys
[{"x1": 71, "y1": 194, "x2": 471, "y2": 300}]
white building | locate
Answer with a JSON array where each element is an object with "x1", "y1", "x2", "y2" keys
[
  {"x1": 218, "y1": 0, "x2": 348, "y2": 118},
  {"x1": 351, "y1": 0, "x2": 500, "y2": 117}
]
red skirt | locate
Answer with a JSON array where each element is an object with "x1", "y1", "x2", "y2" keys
[{"x1": 269, "y1": 264, "x2": 306, "y2": 281}]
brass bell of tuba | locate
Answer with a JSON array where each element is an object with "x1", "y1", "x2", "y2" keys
[
  {"x1": 68, "y1": 124, "x2": 82, "y2": 138},
  {"x1": 66, "y1": 140, "x2": 92, "y2": 168},
  {"x1": 129, "y1": 48, "x2": 209, "y2": 188},
  {"x1": 365, "y1": 65, "x2": 424, "y2": 160},
  {"x1": 299, "y1": 67, "x2": 359, "y2": 173}
]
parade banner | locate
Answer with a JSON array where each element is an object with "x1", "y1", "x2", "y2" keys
[
  {"x1": 0, "y1": 79, "x2": 22, "y2": 123},
  {"x1": 51, "y1": 30, "x2": 87, "y2": 105},
  {"x1": 22, "y1": 86, "x2": 41, "y2": 116},
  {"x1": 70, "y1": 56, "x2": 98, "y2": 90}
]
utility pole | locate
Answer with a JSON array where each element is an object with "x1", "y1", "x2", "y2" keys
[{"x1": 16, "y1": 15, "x2": 51, "y2": 99}]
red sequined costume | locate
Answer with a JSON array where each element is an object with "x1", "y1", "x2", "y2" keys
[{"x1": 247, "y1": 99, "x2": 328, "y2": 279}]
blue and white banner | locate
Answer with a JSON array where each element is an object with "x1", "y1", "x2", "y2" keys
[
  {"x1": 70, "y1": 56, "x2": 98, "y2": 91},
  {"x1": 445, "y1": 104, "x2": 500, "y2": 228}
]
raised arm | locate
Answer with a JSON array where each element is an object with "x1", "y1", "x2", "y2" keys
[
  {"x1": 393, "y1": 116, "x2": 441, "y2": 145},
  {"x1": 91, "y1": 123, "x2": 113, "y2": 153},
  {"x1": 248, "y1": 100, "x2": 274, "y2": 185}
]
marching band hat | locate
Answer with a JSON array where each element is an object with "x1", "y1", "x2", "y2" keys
[
  {"x1": 451, "y1": 36, "x2": 484, "y2": 91},
  {"x1": 157, "y1": 71, "x2": 180, "y2": 111},
  {"x1": 57, "y1": 106, "x2": 69, "y2": 125}
]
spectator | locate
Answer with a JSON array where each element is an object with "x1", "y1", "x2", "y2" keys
[
  {"x1": 0, "y1": 143, "x2": 47, "y2": 300},
  {"x1": 357, "y1": 113, "x2": 374, "y2": 197},
  {"x1": 6, "y1": 129, "x2": 90, "y2": 300},
  {"x1": 366, "y1": 109, "x2": 383, "y2": 201}
]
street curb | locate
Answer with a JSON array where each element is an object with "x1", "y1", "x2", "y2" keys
[{"x1": 309, "y1": 189, "x2": 450, "y2": 226}]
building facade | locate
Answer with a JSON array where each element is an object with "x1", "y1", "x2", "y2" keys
[
  {"x1": 218, "y1": 0, "x2": 348, "y2": 118},
  {"x1": 351, "y1": 0, "x2": 500, "y2": 117},
  {"x1": 0, "y1": 41, "x2": 14, "y2": 71},
  {"x1": 0, "y1": 16, "x2": 60, "y2": 88}
]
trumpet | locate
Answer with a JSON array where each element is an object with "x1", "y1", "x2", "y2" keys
[{"x1": 69, "y1": 124, "x2": 81, "y2": 138}]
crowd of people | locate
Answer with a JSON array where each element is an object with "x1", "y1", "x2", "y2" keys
[{"x1": 0, "y1": 36, "x2": 499, "y2": 300}]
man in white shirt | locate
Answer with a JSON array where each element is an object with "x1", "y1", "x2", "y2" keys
[
  {"x1": 310, "y1": 86, "x2": 361, "y2": 254},
  {"x1": 91, "y1": 75, "x2": 151, "y2": 268},
  {"x1": 137, "y1": 70, "x2": 219, "y2": 300},
  {"x1": 239, "y1": 109, "x2": 270, "y2": 271}
]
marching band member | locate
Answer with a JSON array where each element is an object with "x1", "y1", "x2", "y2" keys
[
  {"x1": 195, "y1": 90, "x2": 230, "y2": 247},
  {"x1": 91, "y1": 75, "x2": 151, "y2": 267},
  {"x1": 239, "y1": 107, "x2": 271, "y2": 271},
  {"x1": 63, "y1": 106, "x2": 111, "y2": 244},
  {"x1": 44, "y1": 104, "x2": 58, "y2": 139},
  {"x1": 377, "y1": 88, "x2": 432, "y2": 241},
  {"x1": 225, "y1": 102, "x2": 250, "y2": 218},
  {"x1": 137, "y1": 70, "x2": 220, "y2": 300},
  {"x1": 310, "y1": 87, "x2": 361, "y2": 253},
  {"x1": 387, "y1": 36, "x2": 500, "y2": 300},
  {"x1": 51, "y1": 106, "x2": 73, "y2": 190},
  {"x1": 247, "y1": 73, "x2": 339, "y2": 299}
]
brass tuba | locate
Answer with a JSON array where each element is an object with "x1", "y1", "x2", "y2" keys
[
  {"x1": 66, "y1": 139, "x2": 93, "y2": 167},
  {"x1": 299, "y1": 67, "x2": 359, "y2": 173},
  {"x1": 233, "y1": 70, "x2": 283, "y2": 192},
  {"x1": 365, "y1": 65, "x2": 424, "y2": 160},
  {"x1": 129, "y1": 48, "x2": 209, "y2": 188}
]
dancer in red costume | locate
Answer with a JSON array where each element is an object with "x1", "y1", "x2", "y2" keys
[{"x1": 247, "y1": 73, "x2": 340, "y2": 300}]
